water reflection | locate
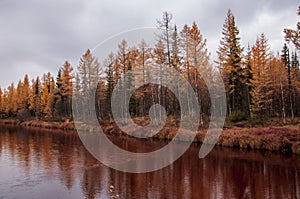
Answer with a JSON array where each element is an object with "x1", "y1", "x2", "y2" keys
[{"x1": 0, "y1": 125, "x2": 299, "y2": 199}]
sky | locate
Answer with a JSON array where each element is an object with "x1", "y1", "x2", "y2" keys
[{"x1": 0, "y1": 0, "x2": 299, "y2": 88}]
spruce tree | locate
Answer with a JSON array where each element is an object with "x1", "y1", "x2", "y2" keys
[{"x1": 216, "y1": 9, "x2": 246, "y2": 116}]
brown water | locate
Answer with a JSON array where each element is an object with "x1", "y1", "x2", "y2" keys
[{"x1": 0, "y1": 125, "x2": 299, "y2": 199}]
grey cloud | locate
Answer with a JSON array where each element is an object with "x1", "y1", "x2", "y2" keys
[{"x1": 0, "y1": 0, "x2": 299, "y2": 87}]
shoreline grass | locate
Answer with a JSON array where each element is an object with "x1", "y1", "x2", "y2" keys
[{"x1": 0, "y1": 118, "x2": 299, "y2": 154}]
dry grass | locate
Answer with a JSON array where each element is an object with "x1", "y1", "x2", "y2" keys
[
  {"x1": 1, "y1": 117, "x2": 300, "y2": 154},
  {"x1": 205, "y1": 126, "x2": 300, "y2": 153},
  {"x1": 21, "y1": 120, "x2": 75, "y2": 130}
]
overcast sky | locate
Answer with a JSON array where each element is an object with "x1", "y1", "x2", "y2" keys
[{"x1": 0, "y1": 0, "x2": 299, "y2": 88}]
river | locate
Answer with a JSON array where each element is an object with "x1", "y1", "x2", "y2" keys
[{"x1": 0, "y1": 125, "x2": 299, "y2": 199}]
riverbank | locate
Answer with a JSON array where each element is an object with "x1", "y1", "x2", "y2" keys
[
  {"x1": 0, "y1": 119, "x2": 75, "y2": 130},
  {"x1": 0, "y1": 118, "x2": 299, "y2": 154}
]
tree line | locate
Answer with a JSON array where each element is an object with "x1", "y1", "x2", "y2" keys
[{"x1": 0, "y1": 8, "x2": 299, "y2": 123}]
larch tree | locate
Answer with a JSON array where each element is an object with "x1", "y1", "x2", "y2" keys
[
  {"x1": 283, "y1": 4, "x2": 300, "y2": 117},
  {"x1": 76, "y1": 49, "x2": 100, "y2": 119},
  {"x1": 157, "y1": 12, "x2": 174, "y2": 116},
  {"x1": 153, "y1": 39, "x2": 167, "y2": 117},
  {"x1": 104, "y1": 53, "x2": 115, "y2": 115},
  {"x1": 136, "y1": 40, "x2": 152, "y2": 117},
  {"x1": 244, "y1": 45, "x2": 253, "y2": 115},
  {"x1": 41, "y1": 72, "x2": 53, "y2": 118},
  {"x1": 169, "y1": 25, "x2": 181, "y2": 114},
  {"x1": 126, "y1": 53, "x2": 137, "y2": 116},
  {"x1": 291, "y1": 51, "x2": 300, "y2": 69},
  {"x1": 59, "y1": 61, "x2": 74, "y2": 118},
  {"x1": 77, "y1": 49, "x2": 100, "y2": 93},
  {"x1": 180, "y1": 24, "x2": 192, "y2": 82},
  {"x1": 284, "y1": 6, "x2": 300, "y2": 51},
  {"x1": 126, "y1": 47, "x2": 139, "y2": 88},
  {"x1": 116, "y1": 40, "x2": 130, "y2": 76},
  {"x1": 54, "y1": 69, "x2": 63, "y2": 118},
  {"x1": 250, "y1": 34, "x2": 273, "y2": 118},
  {"x1": 45, "y1": 77, "x2": 55, "y2": 119},
  {"x1": 291, "y1": 51, "x2": 300, "y2": 116},
  {"x1": 2, "y1": 11, "x2": 300, "y2": 123},
  {"x1": 5, "y1": 83, "x2": 15, "y2": 114},
  {"x1": 72, "y1": 73, "x2": 81, "y2": 118},
  {"x1": 0, "y1": 88, "x2": 3, "y2": 114},
  {"x1": 171, "y1": 25, "x2": 181, "y2": 72},
  {"x1": 270, "y1": 54, "x2": 287, "y2": 121},
  {"x1": 216, "y1": 9, "x2": 246, "y2": 116},
  {"x1": 180, "y1": 24, "x2": 201, "y2": 116},
  {"x1": 115, "y1": 39, "x2": 130, "y2": 122},
  {"x1": 29, "y1": 77, "x2": 42, "y2": 118},
  {"x1": 22, "y1": 74, "x2": 31, "y2": 110},
  {"x1": 1, "y1": 89, "x2": 7, "y2": 115},
  {"x1": 188, "y1": 21, "x2": 211, "y2": 122},
  {"x1": 157, "y1": 11, "x2": 173, "y2": 68},
  {"x1": 15, "y1": 80, "x2": 23, "y2": 111}
]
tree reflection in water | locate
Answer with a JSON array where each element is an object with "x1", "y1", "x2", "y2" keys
[{"x1": 0, "y1": 125, "x2": 299, "y2": 199}]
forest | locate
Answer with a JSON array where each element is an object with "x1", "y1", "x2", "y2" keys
[{"x1": 0, "y1": 8, "x2": 299, "y2": 126}]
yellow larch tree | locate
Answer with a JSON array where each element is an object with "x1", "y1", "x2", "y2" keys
[
  {"x1": 59, "y1": 61, "x2": 74, "y2": 117},
  {"x1": 250, "y1": 34, "x2": 273, "y2": 118},
  {"x1": 29, "y1": 77, "x2": 42, "y2": 118},
  {"x1": 41, "y1": 72, "x2": 53, "y2": 118},
  {"x1": 22, "y1": 74, "x2": 31, "y2": 110},
  {"x1": 0, "y1": 88, "x2": 2, "y2": 113},
  {"x1": 284, "y1": 6, "x2": 300, "y2": 51}
]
